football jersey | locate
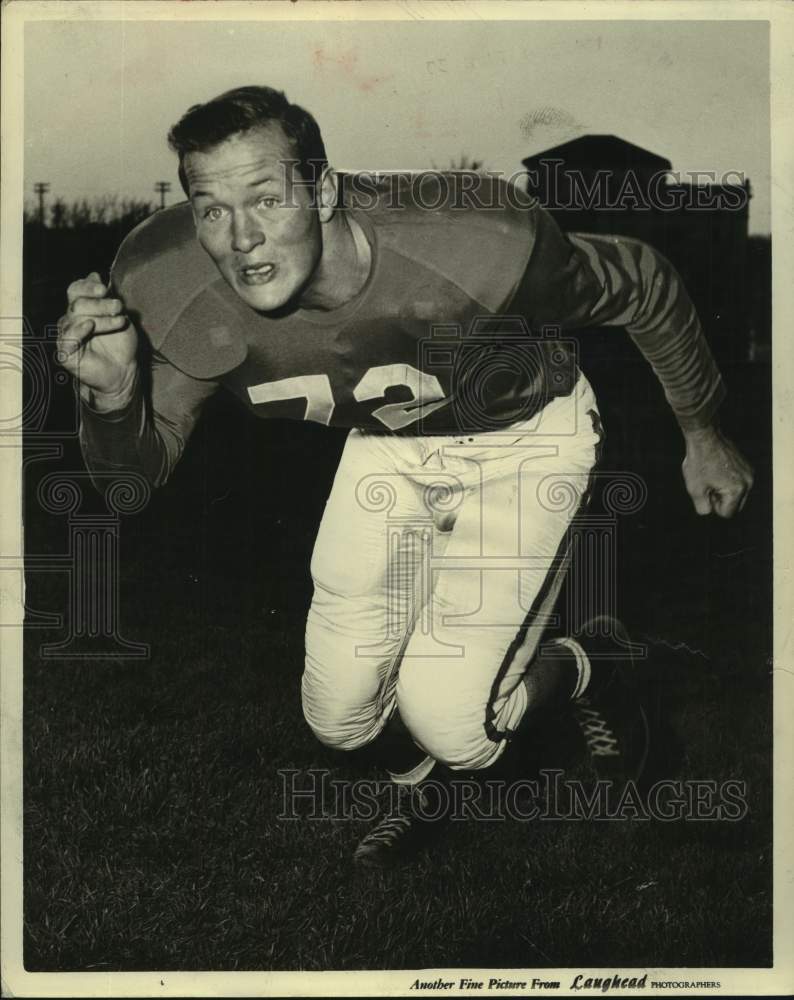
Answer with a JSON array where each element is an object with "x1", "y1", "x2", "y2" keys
[{"x1": 79, "y1": 172, "x2": 725, "y2": 487}]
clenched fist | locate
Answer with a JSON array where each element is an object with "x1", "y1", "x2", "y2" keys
[
  {"x1": 56, "y1": 272, "x2": 138, "y2": 410},
  {"x1": 682, "y1": 424, "x2": 754, "y2": 518}
]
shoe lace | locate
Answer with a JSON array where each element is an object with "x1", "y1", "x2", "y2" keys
[
  {"x1": 359, "y1": 785, "x2": 423, "y2": 848},
  {"x1": 574, "y1": 700, "x2": 620, "y2": 757},
  {"x1": 360, "y1": 812, "x2": 412, "y2": 847}
]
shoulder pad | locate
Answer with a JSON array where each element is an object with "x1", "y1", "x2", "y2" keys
[
  {"x1": 109, "y1": 203, "x2": 247, "y2": 377},
  {"x1": 346, "y1": 172, "x2": 539, "y2": 312}
]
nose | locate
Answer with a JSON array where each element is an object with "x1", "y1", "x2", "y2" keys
[{"x1": 231, "y1": 210, "x2": 265, "y2": 254}]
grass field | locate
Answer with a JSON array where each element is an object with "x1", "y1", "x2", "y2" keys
[{"x1": 22, "y1": 597, "x2": 772, "y2": 972}]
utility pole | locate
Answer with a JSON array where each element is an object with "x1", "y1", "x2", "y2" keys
[
  {"x1": 155, "y1": 181, "x2": 171, "y2": 210},
  {"x1": 34, "y1": 182, "x2": 50, "y2": 226}
]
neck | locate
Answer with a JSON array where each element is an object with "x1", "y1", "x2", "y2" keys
[{"x1": 299, "y1": 212, "x2": 371, "y2": 311}]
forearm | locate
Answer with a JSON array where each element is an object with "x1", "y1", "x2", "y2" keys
[
  {"x1": 567, "y1": 233, "x2": 726, "y2": 431},
  {"x1": 78, "y1": 372, "x2": 181, "y2": 489}
]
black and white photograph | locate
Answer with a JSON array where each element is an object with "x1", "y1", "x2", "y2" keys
[{"x1": 1, "y1": 1, "x2": 791, "y2": 996}]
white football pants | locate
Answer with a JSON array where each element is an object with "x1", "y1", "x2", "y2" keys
[{"x1": 302, "y1": 374, "x2": 602, "y2": 771}]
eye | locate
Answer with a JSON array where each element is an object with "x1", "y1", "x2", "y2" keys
[
  {"x1": 257, "y1": 196, "x2": 279, "y2": 210},
  {"x1": 203, "y1": 206, "x2": 227, "y2": 222}
]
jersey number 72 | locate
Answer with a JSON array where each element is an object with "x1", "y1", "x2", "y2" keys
[{"x1": 247, "y1": 364, "x2": 448, "y2": 431}]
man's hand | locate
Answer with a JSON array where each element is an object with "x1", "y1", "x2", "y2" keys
[
  {"x1": 682, "y1": 424, "x2": 754, "y2": 518},
  {"x1": 56, "y1": 272, "x2": 139, "y2": 411}
]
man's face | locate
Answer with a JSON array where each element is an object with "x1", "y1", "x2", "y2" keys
[{"x1": 185, "y1": 124, "x2": 323, "y2": 313}]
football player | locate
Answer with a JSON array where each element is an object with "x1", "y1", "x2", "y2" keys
[{"x1": 56, "y1": 86, "x2": 753, "y2": 867}]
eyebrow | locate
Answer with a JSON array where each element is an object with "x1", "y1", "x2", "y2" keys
[{"x1": 190, "y1": 175, "x2": 278, "y2": 201}]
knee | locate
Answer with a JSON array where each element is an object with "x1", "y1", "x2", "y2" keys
[
  {"x1": 301, "y1": 665, "x2": 387, "y2": 752},
  {"x1": 396, "y1": 662, "x2": 501, "y2": 771}
]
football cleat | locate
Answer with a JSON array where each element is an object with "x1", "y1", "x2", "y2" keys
[
  {"x1": 353, "y1": 780, "x2": 447, "y2": 868},
  {"x1": 570, "y1": 615, "x2": 650, "y2": 785}
]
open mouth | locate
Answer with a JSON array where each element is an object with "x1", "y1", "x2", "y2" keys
[{"x1": 239, "y1": 262, "x2": 276, "y2": 285}]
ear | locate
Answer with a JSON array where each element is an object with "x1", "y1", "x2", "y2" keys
[{"x1": 317, "y1": 166, "x2": 339, "y2": 224}]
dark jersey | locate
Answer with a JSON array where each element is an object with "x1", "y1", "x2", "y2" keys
[{"x1": 79, "y1": 173, "x2": 725, "y2": 487}]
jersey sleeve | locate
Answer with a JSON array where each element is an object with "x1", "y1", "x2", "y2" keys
[
  {"x1": 514, "y1": 205, "x2": 726, "y2": 431},
  {"x1": 78, "y1": 350, "x2": 218, "y2": 490},
  {"x1": 78, "y1": 209, "x2": 222, "y2": 490}
]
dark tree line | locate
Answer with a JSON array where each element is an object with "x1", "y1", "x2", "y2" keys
[{"x1": 24, "y1": 194, "x2": 157, "y2": 231}]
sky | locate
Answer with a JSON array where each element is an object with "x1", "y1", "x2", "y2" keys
[{"x1": 24, "y1": 16, "x2": 770, "y2": 232}]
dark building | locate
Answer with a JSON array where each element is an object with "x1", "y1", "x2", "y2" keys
[{"x1": 522, "y1": 135, "x2": 755, "y2": 367}]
